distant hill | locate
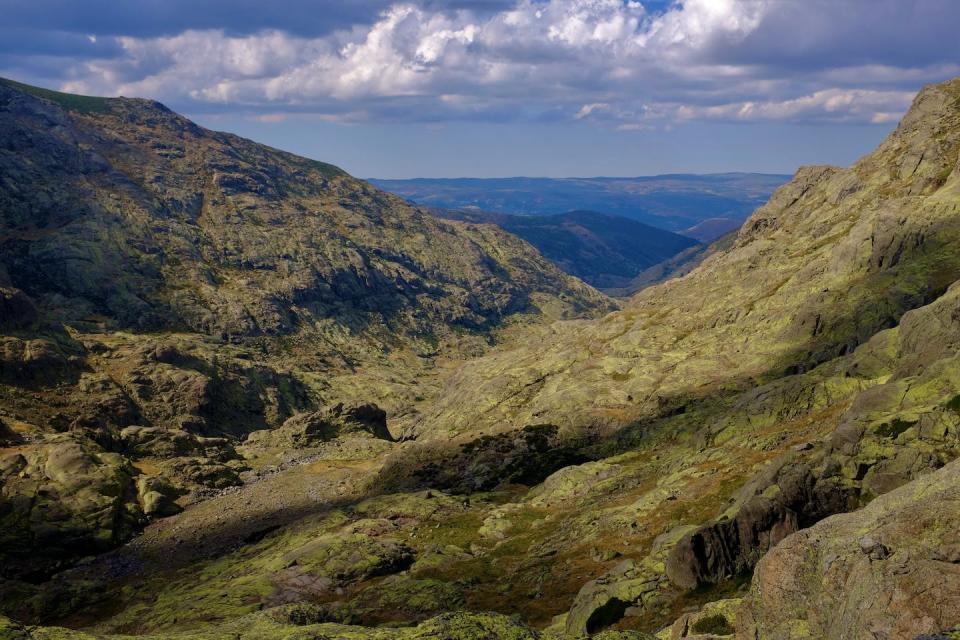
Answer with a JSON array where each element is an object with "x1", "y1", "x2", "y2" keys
[
  {"x1": 434, "y1": 208, "x2": 699, "y2": 291},
  {"x1": 605, "y1": 230, "x2": 739, "y2": 296},
  {"x1": 371, "y1": 173, "x2": 791, "y2": 235}
]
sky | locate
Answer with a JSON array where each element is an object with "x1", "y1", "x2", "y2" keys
[{"x1": 2, "y1": 0, "x2": 960, "y2": 178}]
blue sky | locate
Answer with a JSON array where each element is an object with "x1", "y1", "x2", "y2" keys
[{"x1": 3, "y1": 0, "x2": 959, "y2": 178}]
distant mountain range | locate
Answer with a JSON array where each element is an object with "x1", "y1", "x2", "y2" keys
[
  {"x1": 433, "y1": 208, "x2": 699, "y2": 291},
  {"x1": 370, "y1": 173, "x2": 791, "y2": 237}
]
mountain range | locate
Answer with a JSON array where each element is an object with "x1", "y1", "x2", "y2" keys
[
  {"x1": 1, "y1": 75, "x2": 960, "y2": 640},
  {"x1": 369, "y1": 174, "x2": 791, "y2": 237}
]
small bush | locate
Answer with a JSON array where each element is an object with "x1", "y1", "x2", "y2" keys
[
  {"x1": 945, "y1": 394, "x2": 960, "y2": 413},
  {"x1": 281, "y1": 603, "x2": 332, "y2": 626},
  {"x1": 691, "y1": 613, "x2": 735, "y2": 635},
  {"x1": 876, "y1": 418, "x2": 916, "y2": 439}
]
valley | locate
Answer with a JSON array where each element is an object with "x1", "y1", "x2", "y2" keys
[{"x1": 1, "y1": 73, "x2": 960, "y2": 640}]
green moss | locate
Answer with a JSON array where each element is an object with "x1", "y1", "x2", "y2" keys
[
  {"x1": 691, "y1": 613, "x2": 734, "y2": 635},
  {"x1": 0, "y1": 77, "x2": 112, "y2": 113}
]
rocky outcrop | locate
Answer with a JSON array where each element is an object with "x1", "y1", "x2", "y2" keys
[
  {"x1": 664, "y1": 461, "x2": 857, "y2": 589},
  {"x1": 566, "y1": 525, "x2": 693, "y2": 636},
  {"x1": 0, "y1": 338, "x2": 75, "y2": 387},
  {"x1": 119, "y1": 426, "x2": 234, "y2": 459},
  {"x1": 245, "y1": 402, "x2": 393, "y2": 449},
  {"x1": 657, "y1": 598, "x2": 740, "y2": 639},
  {"x1": 0, "y1": 288, "x2": 37, "y2": 331},
  {"x1": 0, "y1": 435, "x2": 140, "y2": 580},
  {"x1": 378, "y1": 423, "x2": 589, "y2": 493},
  {"x1": 738, "y1": 458, "x2": 960, "y2": 640},
  {"x1": 270, "y1": 527, "x2": 414, "y2": 604}
]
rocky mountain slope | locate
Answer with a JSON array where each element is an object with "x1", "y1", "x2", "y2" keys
[
  {"x1": 413, "y1": 77, "x2": 960, "y2": 441},
  {"x1": 2, "y1": 77, "x2": 960, "y2": 640},
  {"x1": 0, "y1": 76, "x2": 612, "y2": 579},
  {"x1": 432, "y1": 209, "x2": 700, "y2": 291}
]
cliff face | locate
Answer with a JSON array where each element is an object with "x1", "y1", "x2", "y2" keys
[{"x1": 738, "y1": 457, "x2": 960, "y2": 640}]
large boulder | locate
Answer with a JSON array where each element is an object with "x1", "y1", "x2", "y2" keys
[
  {"x1": 120, "y1": 425, "x2": 233, "y2": 459},
  {"x1": 0, "y1": 434, "x2": 141, "y2": 579},
  {"x1": 0, "y1": 287, "x2": 38, "y2": 330},
  {"x1": 664, "y1": 460, "x2": 857, "y2": 590},
  {"x1": 270, "y1": 527, "x2": 414, "y2": 604},
  {"x1": 246, "y1": 402, "x2": 393, "y2": 449},
  {"x1": 737, "y1": 458, "x2": 960, "y2": 640},
  {"x1": 0, "y1": 337, "x2": 75, "y2": 386}
]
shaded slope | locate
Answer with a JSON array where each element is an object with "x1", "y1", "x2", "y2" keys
[
  {"x1": 605, "y1": 231, "x2": 738, "y2": 296},
  {"x1": 433, "y1": 209, "x2": 700, "y2": 291}
]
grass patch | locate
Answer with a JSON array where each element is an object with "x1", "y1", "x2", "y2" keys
[
  {"x1": 309, "y1": 159, "x2": 347, "y2": 179},
  {"x1": 1, "y1": 76, "x2": 112, "y2": 113}
]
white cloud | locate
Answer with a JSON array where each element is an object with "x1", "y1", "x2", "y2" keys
[
  {"x1": 670, "y1": 89, "x2": 917, "y2": 124},
  {"x1": 52, "y1": 0, "x2": 960, "y2": 126}
]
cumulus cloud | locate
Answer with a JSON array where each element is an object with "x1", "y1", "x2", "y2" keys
[
  {"x1": 672, "y1": 89, "x2": 918, "y2": 124},
  {"x1": 6, "y1": 0, "x2": 960, "y2": 126}
]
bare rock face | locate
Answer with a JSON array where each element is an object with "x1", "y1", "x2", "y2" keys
[
  {"x1": 245, "y1": 402, "x2": 393, "y2": 448},
  {"x1": 737, "y1": 459, "x2": 960, "y2": 640},
  {"x1": 665, "y1": 462, "x2": 857, "y2": 590}
]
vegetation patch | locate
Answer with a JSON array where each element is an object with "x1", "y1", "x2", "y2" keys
[
  {"x1": 691, "y1": 613, "x2": 735, "y2": 635},
  {"x1": 944, "y1": 394, "x2": 960, "y2": 413},
  {"x1": 1, "y1": 77, "x2": 112, "y2": 113},
  {"x1": 876, "y1": 418, "x2": 916, "y2": 439}
]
